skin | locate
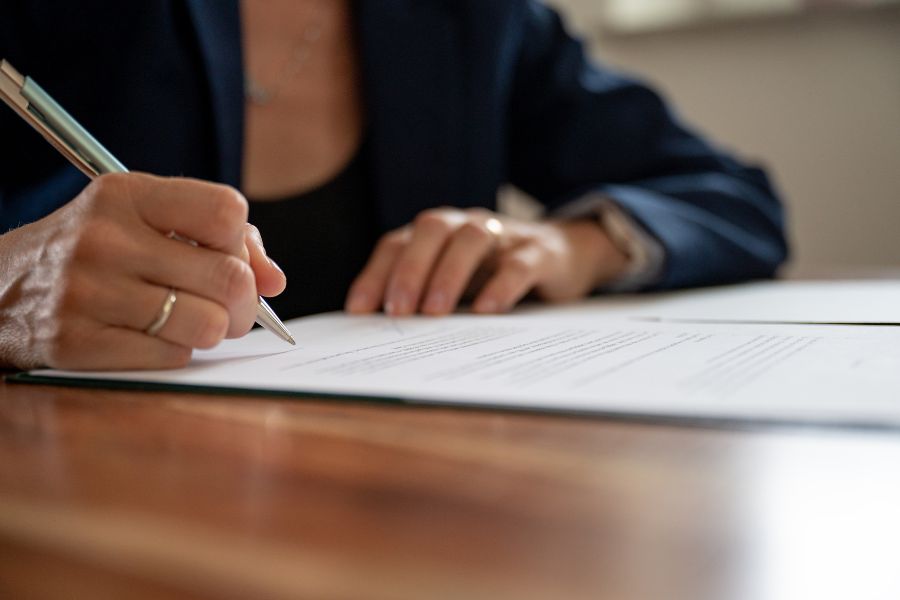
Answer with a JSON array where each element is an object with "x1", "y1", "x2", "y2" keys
[
  {"x1": 0, "y1": 0, "x2": 627, "y2": 370},
  {"x1": 346, "y1": 208, "x2": 628, "y2": 317},
  {"x1": 241, "y1": 0, "x2": 364, "y2": 199},
  {"x1": 0, "y1": 174, "x2": 285, "y2": 370}
]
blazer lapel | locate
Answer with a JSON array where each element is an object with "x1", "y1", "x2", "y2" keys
[
  {"x1": 185, "y1": 0, "x2": 244, "y2": 187},
  {"x1": 356, "y1": 0, "x2": 465, "y2": 231}
]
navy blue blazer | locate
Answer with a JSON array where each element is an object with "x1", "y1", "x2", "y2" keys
[{"x1": 0, "y1": 0, "x2": 788, "y2": 289}]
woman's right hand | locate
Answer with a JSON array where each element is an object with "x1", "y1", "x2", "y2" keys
[{"x1": 0, "y1": 173, "x2": 285, "y2": 370}]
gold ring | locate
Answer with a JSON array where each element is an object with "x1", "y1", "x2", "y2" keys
[{"x1": 145, "y1": 288, "x2": 178, "y2": 337}]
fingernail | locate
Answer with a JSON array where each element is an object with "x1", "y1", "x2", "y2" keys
[
  {"x1": 346, "y1": 291, "x2": 368, "y2": 313},
  {"x1": 267, "y1": 256, "x2": 284, "y2": 275},
  {"x1": 424, "y1": 291, "x2": 447, "y2": 314}
]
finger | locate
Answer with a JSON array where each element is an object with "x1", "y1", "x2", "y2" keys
[
  {"x1": 421, "y1": 221, "x2": 496, "y2": 315},
  {"x1": 111, "y1": 172, "x2": 249, "y2": 255},
  {"x1": 48, "y1": 320, "x2": 192, "y2": 371},
  {"x1": 385, "y1": 210, "x2": 464, "y2": 316},
  {"x1": 472, "y1": 243, "x2": 544, "y2": 313},
  {"x1": 245, "y1": 224, "x2": 286, "y2": 298},
  {"x1": 134, "y1": 287, "x2": 234, "y2": 349},
  {"x1": 132, "y1": 233, "x2": 258, "y2": 334},
  {"x1": 345, "y1": 229, "x2": 409, "y2": 314},
  {"x1": 76, "y1": 276, "x2": 245, "y2": 349}
]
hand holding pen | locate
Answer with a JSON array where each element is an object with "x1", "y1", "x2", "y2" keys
[{"x1": 0, "y1": 60, "x2": 292, "y2": 370}]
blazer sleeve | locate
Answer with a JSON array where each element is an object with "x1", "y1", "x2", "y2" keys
[{"x1": 506, "y1": 1, "x2": 789, "y2": 290}]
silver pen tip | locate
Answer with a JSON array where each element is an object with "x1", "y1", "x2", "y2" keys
[{"x1": 256, "y1": 297, "x2": 296, "y2": 346}]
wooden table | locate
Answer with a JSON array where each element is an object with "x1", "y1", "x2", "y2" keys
[
  {"x1": 2, "y1": 273, "x2": 899, "y2": 599},
  {"x1": 2, "y1": 383, "x2": 898, "y2": 599}
]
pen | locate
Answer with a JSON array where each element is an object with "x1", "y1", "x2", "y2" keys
[{"x1": 0, "y1": 59, "x2": 295, "y2": 345}]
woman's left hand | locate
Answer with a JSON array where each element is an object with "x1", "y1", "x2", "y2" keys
[{"x1": 345, "y1": 207, "x2": 630, "y2": 316}]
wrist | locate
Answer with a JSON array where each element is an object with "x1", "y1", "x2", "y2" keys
[{"x1": 557, "y1": 218, "x2": 629, "y2": 291}]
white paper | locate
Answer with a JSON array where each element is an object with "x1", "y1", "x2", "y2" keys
[
  {"x1": 31, "y1": 306, "x2": 900, "y2": 428},
  {"x1": 628, "y1": 280, "x2": 900, "y2": 324}
]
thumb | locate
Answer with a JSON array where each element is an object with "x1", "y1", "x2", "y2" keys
[{"x1": 244, "y1": 224, "x2": 287, "y2": 298}]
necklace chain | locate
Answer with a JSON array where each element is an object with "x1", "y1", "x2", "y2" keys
[{"x1": 244, "y1": 2, "x2": 325, "y2": 106}]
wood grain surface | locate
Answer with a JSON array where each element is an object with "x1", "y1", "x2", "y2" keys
[{"x1": 1, "y1": 379, "x2": 899, "y2": 600}]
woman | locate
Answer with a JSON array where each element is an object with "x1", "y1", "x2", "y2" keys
[{"x1": 0, "y1": 0, "x2": 788, "y2": 370}]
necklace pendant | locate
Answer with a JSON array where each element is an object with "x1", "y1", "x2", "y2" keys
[
  {"x1": 244, "y1": 3, "x2": 324, "y2": 107},
  {"x1": 244, "y1": 77, "x2": 272, "y2": 106}
]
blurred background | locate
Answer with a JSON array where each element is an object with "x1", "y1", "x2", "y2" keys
[{"x1": 534, "y1": 0, "x2": 900, "y2": 274}]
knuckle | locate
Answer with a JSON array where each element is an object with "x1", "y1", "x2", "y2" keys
[
  {"x1": 418, "y1": 207, "x2": 444, "y2": 220},
  {"x1": 502, "y1": 254, "x2": 533, "y2": 277},
  {"x1": 191, "y1": 307, "x2": 229, "y2": 349},
  {"x1": 457, "y1": 221, "x2": 492, "y2": 245},
  {"x1": 414, "y1": 211, "x2": 453, "y2": 237},
  {"x1": 377, "y1": 230, "x2": 407, "y2": 253},
  {"x1": 81, "y1": 174, "x2": 135, "y2": 217},
  {"x1": 87, "y1": 172, "x2": 129, "y2": 200},
  {"x1": 210, "y1": 186, "x2": 248, "y2": 232},
  {"x1": 214, "y1": 255, "x2": 255, "y2": 303}
]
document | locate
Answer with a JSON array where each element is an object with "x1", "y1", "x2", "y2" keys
[
  {"x1": 20, "y1": 306, "x2": 900, "y2": 428},
  {"x1": 628, "y1": 280, "x2": 900, "y2": 325}
]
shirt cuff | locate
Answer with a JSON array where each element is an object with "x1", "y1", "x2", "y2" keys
[{"x1": 551, "y1": 193, "x2": 666, "y2": 292}]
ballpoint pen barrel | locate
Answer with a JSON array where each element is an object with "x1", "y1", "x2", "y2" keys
[{"x1": 21, "y1": 78, "x2": 127, "y2": 175}]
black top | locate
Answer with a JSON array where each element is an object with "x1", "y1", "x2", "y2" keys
[{"x1": 248, "y1": 146, "x2": 378, "y2": 320}]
